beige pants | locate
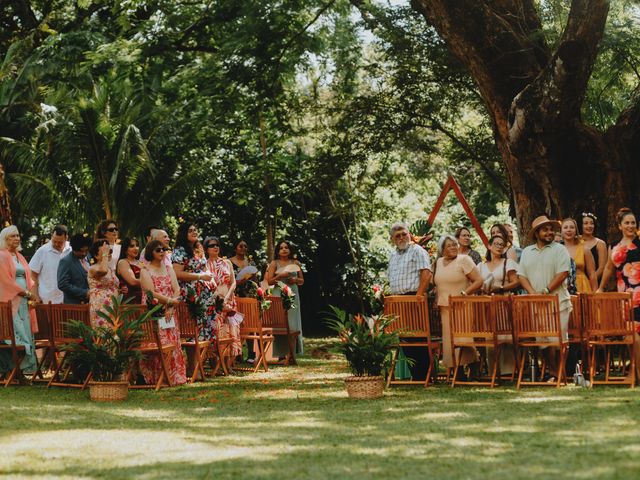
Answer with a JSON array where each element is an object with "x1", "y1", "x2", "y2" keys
[
  {"x1": 441, "y1": 306, "x2": 478, "y2": 369},
  {"x1": 486, "y1": 335, "x2": 516, "y2": 375}
]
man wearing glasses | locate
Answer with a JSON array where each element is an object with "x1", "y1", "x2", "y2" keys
[{"x1": 387, "y1": 222, "x2": 432, "y2": 297}]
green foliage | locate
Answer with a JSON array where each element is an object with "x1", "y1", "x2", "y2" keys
[
  {"x1": 61, "y1": 294, "x2": 160, "y2": 382},
  {"x1": 324, "y1": 305, "x2": 398, "y2": 377}
]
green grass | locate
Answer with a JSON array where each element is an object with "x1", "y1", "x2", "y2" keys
[{"x1": 1, "y1": 338, "x2": 640, "y2": 479}]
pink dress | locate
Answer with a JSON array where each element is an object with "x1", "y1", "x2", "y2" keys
[
  {"x1": 139, "y1": 269, "x2": 187, "y2": 386},
  {"x1": 208, "y1": 258, "x2": 241, "y2": 357},
  {"x1": 88, "y1": 268, "x2": 120, "y2": 328}
]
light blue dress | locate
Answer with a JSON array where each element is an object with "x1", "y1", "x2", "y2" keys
[
  {"x1": 0, "y1": 257, "x2": 37, "y2": 374},
  {"x1": 271, "y1": 266, "x2": 303, "y2": 357}
]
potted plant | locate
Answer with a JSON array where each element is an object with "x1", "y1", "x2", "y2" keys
[
  {"x1": 62, "y1": 295, "x2": 159, "y2": 401},
  {"x1": 324, "y1": 306, "x2": 399, "y2": 399}
]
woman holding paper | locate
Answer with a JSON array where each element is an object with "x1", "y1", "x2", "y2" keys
[
  {"x1": 139, "y1": 239, "x2": 186, "y2": 386},
  {"x1": 266, "y1": 240, "x2": 304, "y2": 358},
  {"x1": 229, "y1": 239, "x2": 258, "y2": 298}
]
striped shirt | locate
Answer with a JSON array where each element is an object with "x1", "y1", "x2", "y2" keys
[{"x1": 387, "y1": 243, "x2": 432, "y2": 294}]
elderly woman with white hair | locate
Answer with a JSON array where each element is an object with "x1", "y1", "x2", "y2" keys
[
  {"x1": 433, "y1": 234, "x2": 483, "y2": 380},
  {"x1": 0, "y1": 225, "x2": 38, "y2": 377}
]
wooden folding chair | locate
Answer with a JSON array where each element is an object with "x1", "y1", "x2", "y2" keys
[
  {"x1": 262, "y1": 296, "x2": 299, "y2": 365},
  {"x1": 32, "y1": 302, "x2": 56, "y2": 382},
  {"x1": 47, "y1": 304, "x2": 92, "y2": 389},
  {"x1": 383, "y1": 295, "x2": 437, "y2": 387},
  {"x1": 237, "y1": 297, "x2": 274, "y2": 373},
  {"x1": 493, "y1": 295, "x2": 517, "y2": 381},
  {"x1": 582, "y1": 292, "x2": 636, "y2": 388},
  {"x1": 512, "y1": 295, "x2": 568, "y2": 389},
  {"x1": 129, "y1": 312, "x2": 175, "y2": 391},
  {"x1": 449, "y1": 295, "x2": 509, "y2": 387},
  {"x1": 0, "y1": 301, "x2": 28, "y2": 386},
  {"x1": 176, "y1": 302, "x2": 211, "y2": 382}
]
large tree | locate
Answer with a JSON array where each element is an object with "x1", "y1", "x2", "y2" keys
[{"x1": 407, "y1": 0, "x2": 638, "y2": 240}]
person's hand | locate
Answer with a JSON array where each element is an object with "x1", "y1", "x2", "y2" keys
[
  {"x1": 595, "y1": 288, "x2": 603, "y2": 293},
  {"x1": 120, "y1": 285, "x2": 129, "y2": 295},
  {"x1": 99, "y1": 243, "x2": 111, "y2": 258},
  {"x1": 198, "y1": 272, "x2": 213, "y2": 282}
]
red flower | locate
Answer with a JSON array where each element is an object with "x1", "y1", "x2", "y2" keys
[
  {"x1": 257, "y1": 287, "x2": 264, "y2": 297},
  {"x1": 612, "y1": 244, "x2": 629, "y2": 268},
  {"x1": 623, "y1": 262, "x2": 640, "y2": 286}
]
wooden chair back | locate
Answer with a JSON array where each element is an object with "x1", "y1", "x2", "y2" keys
[
  {"x1": 512, "y1": 295, "x2": 562, "y2": 342},
  {"x1": 236, "y1": 298, "x2": 261, "y2": 331},
  {"x1": 175, "y1": 302, "x2": 198, "y2": 339},
  {"x1": 50, "y1": 304, "x2": 91, "y2": 342},
  {"x1": 0, "y1": 302, "x2": 16, "y2": 345},
  {"x1": 34, "y1": 302, "x2": 53, "y2": 341},
  {"x1": 449, "y1": 295, "x2": 495, "y2": 342},
  {"x1": 383, "y1": 295, "x2": 430, "y2": 338},
  {"x1": 493, "y1": 295, "x2": 513, "y2": 338},
  {"x1": 262, "y1": 296, "x2": 288, "y2": 330},
  {"x1": 567, "y1": 294, "x2": 583, "y2": 342},
  {"x1": 582, "y1": 292, "x2": 634, "y2": 338}
]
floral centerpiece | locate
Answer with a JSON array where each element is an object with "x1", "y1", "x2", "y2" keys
[
  {"x1": 62, "y1": 295, "x2": 161, "y2": 401},
  {"x1": 324, "y1": 305, "x2": 399, "y2": 399}
]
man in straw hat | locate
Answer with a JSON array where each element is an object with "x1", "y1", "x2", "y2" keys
[{"x1": 517, "y1": 215, "x2": 572, "y2": 381}]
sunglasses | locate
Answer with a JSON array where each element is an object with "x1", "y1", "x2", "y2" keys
[
  {"x1": 106, "y1": 227, "x2": 119, "y2": 232},
  {"x1": 153, "y1": 247, "x2": 169, "y2": 253},
  {"x1": 207, "y1": 244, "x2": 220, "y2": 248}
]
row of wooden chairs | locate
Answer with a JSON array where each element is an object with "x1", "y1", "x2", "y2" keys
[
  {"x1": 0, "y1": 295, "x2": 300, "y2": 389},
  {"x1": 384, "y1": 292, "x2": 637, "y2": 389}
]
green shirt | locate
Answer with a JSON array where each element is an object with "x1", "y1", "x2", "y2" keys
[{"x1": 517, "y1": 242, "x2": 572, "y2": 311}]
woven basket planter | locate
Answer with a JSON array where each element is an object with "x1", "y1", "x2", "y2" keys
[
  {"x1": 89, "y1": 381, "x2": 129, "y2": 402},
  {"x1": 344, "y1": 375, "x2": 384, "y2": 399}
]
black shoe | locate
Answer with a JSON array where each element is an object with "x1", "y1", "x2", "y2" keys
[{"x1": 454, "y1": 366, "x2": 467, "y2": 381}]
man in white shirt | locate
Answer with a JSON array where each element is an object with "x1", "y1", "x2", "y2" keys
[
  {"x1": 141, "y1": 228, "x2": 172, "y2": 267},
  {"x1": 29, "y1": 225, "x2": 71, "y2": 304}
]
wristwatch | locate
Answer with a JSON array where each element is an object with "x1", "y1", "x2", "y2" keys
[{"x1": 542, "y1": 287, "x2": 550, "y2": 294}]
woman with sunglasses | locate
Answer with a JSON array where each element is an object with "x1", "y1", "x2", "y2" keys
[
  {"x1": 88, "y1": 238, "x2": 120, "y2": 328},
  {"x1": 116, "y1": 237, "x2": 144, "y2": 303},
  {"x1": 204, "y1": 237, "x2": 241, "y2": 372},
  {"x1": 139, "y1": 239, "x2": 186, "y2": 386},
  {"x1": 94, "y1": 219, "x2": 121, "y2": 270},
  {"x1": 172, "y1": 222, "x2": 216, "y2": 341}
]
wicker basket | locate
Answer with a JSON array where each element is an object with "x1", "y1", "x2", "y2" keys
[
  {"x1": 89, "y1": 381, "x2": 129, "y2": 402},
  {"x1": 344, "y1": 375, "x2": 384, "y2": 399}
]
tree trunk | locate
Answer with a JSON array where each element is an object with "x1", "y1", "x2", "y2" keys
[
  {"x1": 0, "y1": 162, "x2": 12, "y2": 226},
  {"x1": 410, "y1": 0, "x2": 637, "y2": 242}
]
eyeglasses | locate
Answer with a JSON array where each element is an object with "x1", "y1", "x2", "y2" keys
[
  {"x1": 153, "y1": 247, "x2": 166, "y2": 253},
  {"x1": 106, "y1": 227, "x2": 119, "y2": 232},
  {"x1": 207, "y1": 244, "x2": 220, "y2": 248}
]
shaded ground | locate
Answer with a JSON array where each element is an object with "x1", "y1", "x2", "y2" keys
[{"x1": 1, "y1": 338, "x2": 639, "y2": 479}]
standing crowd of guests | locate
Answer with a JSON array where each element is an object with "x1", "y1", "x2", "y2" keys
[
  {"x1": 387, "y1": 209, "x2": 640, "y2": 383},
  {"x1": 0, "y1": 220, "x2": 304, "y2": 383}
]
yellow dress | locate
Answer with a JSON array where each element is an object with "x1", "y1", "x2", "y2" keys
[{"x1": 573, "y1": 241, "x2": 592, "y2": 293}]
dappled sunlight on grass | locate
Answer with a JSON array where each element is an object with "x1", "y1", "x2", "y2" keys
[{"x1": 2, "y1": 338, "x2": 640, "y2": 479}]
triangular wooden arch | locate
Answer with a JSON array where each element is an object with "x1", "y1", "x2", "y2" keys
[{"x1": 427, "y1": 174, "x2": 489, "y2": 248}]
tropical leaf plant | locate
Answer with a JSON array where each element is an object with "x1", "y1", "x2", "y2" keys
[
  {"x1": 324, "y1": 305, "x2": 399, "y2": 377},
  {"x1": 61, "y1": 294, "x2": 161, "y2": 382}
]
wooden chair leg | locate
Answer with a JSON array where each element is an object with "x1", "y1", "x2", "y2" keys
[
  {"x1": 516, "y1": 348, "x2": 526, "y2": 389},
  {"x1": 605, "y1": 348, "x2": 611, "y2": 382},
  {"x1": 424, "y1": 347, "x2": 434, "y2": 388},
  {"x1": 490, "y1": 344, "x2": 500, "y2": 388},
  {"x1": 451, "y1": 349, "x2": 461, "y2": 387},
  {"x1": 386, "y1": 348, "x2": 398, "y2": 388}
]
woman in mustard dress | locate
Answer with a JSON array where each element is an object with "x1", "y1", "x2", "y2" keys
[{"x1": 561, "y1": 218, "x2": 597, "y2": 293}]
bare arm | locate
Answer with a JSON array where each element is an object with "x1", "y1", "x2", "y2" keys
[
  {"x1": 173, "y1": 262, "x2": 212, "y2": 283},
  {"x1": 500, "y1": 269, "x2": 520, "y2": 292},
  {"x1": 518, "y1": 275, "x2": 536, "y2": 295},
  {"x1": 595, "y1": 239, "x2": 607, "y2": 279},
  {"x1": 597, "y1": 247, "x2": 614, "y2": 292},
  {"x1": 547, "y1": 271, "x2": 569, "y2": 293},
  {"x1": 464, "y1": 267, "x2": 483, "y2": 295},
  {"x1": 416, "y1": 269, "x2": 432, "y2": 297},
  {"x1": 266, "y1": 261, "x2": 287, "y2": 285},
  {"x1": 89, "y1": 247, "x2": 110, "y2": 279},
  {"x1": 583, "y1": 247, "x2": 597, "y2": 292},
  {"x1": 30, "y1": 271, "x2": 41, "y2": 302},
  {"x1": 116, "y1": 259, "x2": 140, "y2": 287}
]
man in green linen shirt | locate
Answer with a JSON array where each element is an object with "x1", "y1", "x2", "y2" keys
[{"x1": 517, "y1": 215, "x2": 571, "y2": 381}]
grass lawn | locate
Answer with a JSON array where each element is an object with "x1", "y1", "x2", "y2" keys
[{"x1": 1, "y1": 338, "x2": 640, "y2": 479}]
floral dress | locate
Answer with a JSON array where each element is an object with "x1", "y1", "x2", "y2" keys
[
  {"x1": 88, "y1": 268, "x2": 119, "y2": 328},
  {"x1": 139, "y1": 269, "x2": 187, "y2": 386},
  {"x1": 210, "y1": 258, "x2": 242, "y2": 357},
  {"x1": 611, "y1": 238, "x2": 640, "y2": 320},
  {"x1": 231, "y1": 258, "x2": 257, "y2": 298},
  {"x1": 171, "y1": 246, "x2": 216, "y2": 341}
]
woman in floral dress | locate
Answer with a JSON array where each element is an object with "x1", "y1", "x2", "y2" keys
[
  {"x1": 88, "y1": 239, "x2": 120, "y2": 328},
  {"x1": 140, "y1": 239, "x2": 187, "y2": 386},
  {"x1": 171, "y1": 223, "x2": 216, "y2": 340},
  {"x1": 598, "y1": 207, "x2": 640, "y2": 380},
  {"x1": 204, "y1": 237, "x2": 241, "y2": 371}
]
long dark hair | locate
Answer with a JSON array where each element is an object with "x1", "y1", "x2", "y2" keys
[
  {"x1": 118, "y1": 237, "x2": 140, "y2": 261},
  {"x1": 489, "y1": 223, "x2": 511, "y2": 247},
  {"x1": 485, "y1": 235, "x2": 507, "y2": 262},
  {"x1": 175, "y1": 222, "x2": 196, "y2": 258},
  {"x1": 273, "y1": 240, "x2": 297, "y2": 261}
]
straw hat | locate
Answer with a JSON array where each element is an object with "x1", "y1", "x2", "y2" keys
[{"x1": 528, "y1": 215, "x2": 561, "y2": 241}]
